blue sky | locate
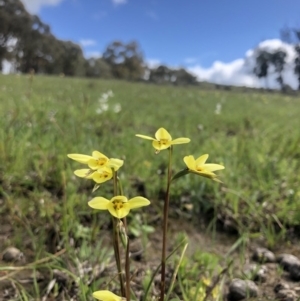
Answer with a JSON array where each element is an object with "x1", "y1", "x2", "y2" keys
[
  {"x1": 22, "y1": 0, "x2": 300, "y2": 67},
  {"x1": 15, "y1": 1, "x2": 300, "y2": 88}
]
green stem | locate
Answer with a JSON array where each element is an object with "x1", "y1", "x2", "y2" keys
[
  {"x1": 117, "y1": 177, "x2": 124, "y2": 195},
  {"x1": 160, "y1": 146, "x2": 173, "y2": 301},
  {"x1": 125, "y1": 237, "x2": 131, "y2": 301},
  {"x1": 113, "y1": 170, "x2": 118, "y2": 196},
  {"x1": 118, "y1": 172, "x2": 130, "y2": 297},
  {"x1": 112, "y1": 170, "x2": 125, "y2": 297}
]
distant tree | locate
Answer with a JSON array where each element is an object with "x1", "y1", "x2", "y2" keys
[
  {"x1": 173, "y1": 68, "x2": 197, "y2": 85},
  {"x1": 0, "y1": 0, "x2": 31, "y2": 70},
  {"x1": 293, "y1": 29, "x2": 300, "y2": 90},
  {"x1": 17, "y1": 15, "x2": 53, "y2": 73},
  {"x1": 149, "y1": 65, "x2": 173, "y2": 84},
  {"x1": 270, "y1": 50, "x2": 287, "y2": 90},
  {"x1": 56, "y1": 41, "x2": 85, "y2": 76},
  {"x1": 295, "y1": 45, "x2": 300, "y2": 90},
  {"x1": 85, "y1": 57, "x2": 112, "y2": 78},
  {"x1": 281, "y1": 26, "x2": 300, "y2": 90},
  {"x1": 254, "y1": 49, "x2": 287, "y2": 90},
  {"x1": 102, "y1": 41, "x2": 144, "y2": 80},
  {"x1": 0, "y1": 0, "x2": 87, "y2": 76},
  {"x1": 149, "y1": 65, "x2": 197, "y2": 85},
  {"x1": 253, "y1": 50, "x2": 271, "y2": 88}
]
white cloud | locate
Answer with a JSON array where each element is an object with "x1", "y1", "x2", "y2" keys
[
  {"x1": 20, "y1": 0, "x2": 64, "y2": 14},
  {"x1": 112, "y1": 0, "x2": 127, "y2": 5},
  {"x1": 188, "y1": 39, "x2": 298, "y2": 89},
  {"x1": 79, "y1": 39, "x2": 97, "y2": 47}
]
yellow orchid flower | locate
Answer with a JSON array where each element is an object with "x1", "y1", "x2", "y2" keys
[
  {"x1": 67, "y1": 151, "x2": 123, "y2": 171},
  {"x1": 88, "y1": 195, "x2": 150, "y2": 219},
  {"x1": 68, "y1": 151, "x2": 123, "y2": 183},
  {"x1": 136, "y1": 127, "x2": 190, "y2": 152},
  {"x1": 184, "y1": 154, "x2": 224, "y2": 182},
  {"x1": 92, "y1": 290, "x2": 126, "y2": 301},
  {"x1": 74, "y1": 166, "x2": 114, "y2": 183}
]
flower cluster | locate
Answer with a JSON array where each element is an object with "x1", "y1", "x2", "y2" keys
[
  {"x1": 68, "y1": 150, "x2": 150, "y2": 219},
  {"x1": 136, "y1": 127, "x2": 225, "y2": 182},
  {"x1": 68, "y1": 127, "x2": 225, "y2": 301},
  {"x1": 68, "y1": 149, "x2": 151, "y2": 299},
  {"x1": 67, "y1": 151, "x2": 123, "y2": 184}
]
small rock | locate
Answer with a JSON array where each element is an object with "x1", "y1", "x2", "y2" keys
[
  {"x1": 274, "y1": 282, "x2": 290, "y2": 293},
  {"x1": 276, "y1": 289, "x2": 297, "y2": 301},
  {"x1": 227, "y1": 278, "x2": 259, "y2": 301},
  {"x1": 2, "y1": 247, "x2": 24, "y2": 262},
  {"x1": 289, "y1": 264, "x2": 300, "y2": 281},
  {"x1": 277, "y1": 254, "x2": 300, "y2": 272},
  {"x1": 294, "y1": 286, "x2": 300, "y2": 292},
  {"x1": 252, "y1": 247, "x2": 276, "y2": 263}
]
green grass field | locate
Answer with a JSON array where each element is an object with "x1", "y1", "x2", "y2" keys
[{"x1": 1, "y1": 74, "x2": 300, "y2": 300}]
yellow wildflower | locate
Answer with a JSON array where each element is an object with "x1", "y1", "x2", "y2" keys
[
  {"x1": 184, "y1": 154, "x2": 224, "y2": 182},
  {"x1": 88, "y1": 195, "x2": 150, "y2": 219},
  {"x1": 92, "y1": 290, "x2": 126, "y2": 301},
  {"x1": 136, "y1": 127, "x2": 190, "y2": 152},
  {"x1": 67, "y1": 151, "x2": 123, "y2": 170},
  {"x1": 74, "y1": 166, "x2": 113, "y2": 183},
  {"x1": 67, "y1": 151, "x2": 123, "y2": 183}
]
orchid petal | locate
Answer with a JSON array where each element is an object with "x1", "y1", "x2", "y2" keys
[
  {"x1": 108, "y1": 158, "x2": 124, "y2": 171},
  {"x1": 201, "y1": 163, "x2": 225, "y2": 172},
  {"x1": 88, "y1": 197, "x2": 110, "y2": 210},
  {"x1": 74, "y1": 169, "x2": 94, "y2": 178},
  {"x1": 67, "y1": 154, "x2": 93, "y2": 164},
  {"x1": 171, "y1": 137, "x2": 191, "y2": 145},
  {"x1": 127, "y1": 197, "x2": 150, "y2": 209},
  {"x1": 92, "y1": 290, "x2": 123, "y2": 301},
  {"x1": 183, "y1": 155, "x2": 196, "y2": 170},
  {"x1": 155, "y1": 127, "x2": 172, "y2": 141},
  {"x1": 135, "y1": 134, "x2": 156, "y2": 141},
  {"x1": 92, "y1": 151, "x2": 108, "y2": 159},
  {"x1": 195, "y1": 154, "x2": 209, "y2": 166}
]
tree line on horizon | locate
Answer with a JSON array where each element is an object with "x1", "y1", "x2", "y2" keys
[
  {"x1": 0, "y1": 0, "x2": 197, "y2": 86},
  {"x1": 1, "y1": 0, "x2": 300, "y2": 90},
  {"x1": 254, "y1": 28, "x2": 300, "y2": 91}
]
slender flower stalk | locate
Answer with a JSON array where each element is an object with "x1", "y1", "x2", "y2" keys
[
  {"x1": 117, "y1": 178, "x2": 130, "y2": 301},
  {"x1": 112, "y1": 170, "x2": 125, "y2": 297},
  {"x1": 160, "y1": 146, "x2": 173, "y2": 301},
  {"x1": 125, "y1": 236, "x2": 131, "y2": 301}
]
